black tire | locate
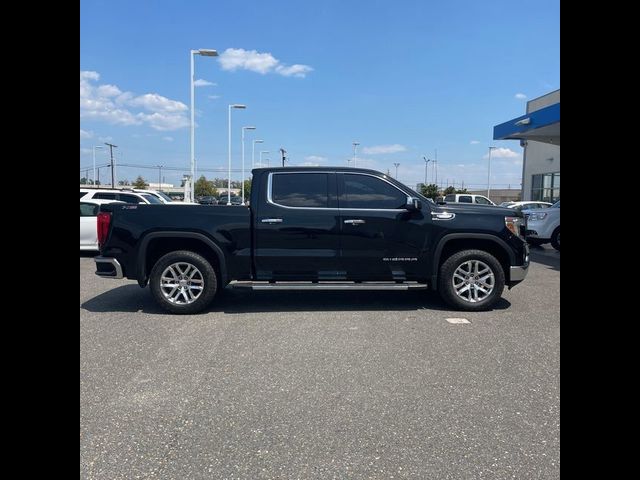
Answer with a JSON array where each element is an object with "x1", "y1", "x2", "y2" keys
[
  {"x1": 527, "y1": 238, "x2": 546, "y2": 247},
  {"x1": 550, "y1": 227, "x2": 560, "y2": 251},
  {"x1": 149, "y1": 250, "x2": 218, "y2": 314},
  {"x1": 438, "y1": 249, "x2": 505, "y2": 311}
]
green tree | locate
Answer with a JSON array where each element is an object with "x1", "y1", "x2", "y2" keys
[
  {"x1": 443, "y1": 186, "x2": 456, "y2": 195},
  {"x1": 456, "y1": 188, "x2": 469, "y2": 194},
  {"x1": 194, "y1": 175, "x2": 218, "y2": 197},
  {"x1": 132, "y1": 176, "x2": 148, "y2": 188},
  {"x1": 420, "y1": 183, "x2": 440, "y2": 200},
  {"x1": 80, "y1": 177, "x2": 88, "y2": 184},
  {"x1": 243, "y1": 178, "x2": 252, "y2": 200},
  {"x1": 118, "y1": 179, "x2": 131, "y2": 186}
]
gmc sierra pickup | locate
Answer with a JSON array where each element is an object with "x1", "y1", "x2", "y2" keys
[{"x1": 95, "y1": 167, "x2": 529, "y2": 313}]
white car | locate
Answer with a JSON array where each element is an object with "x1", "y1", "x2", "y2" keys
[
  {"x1": 80, "y1": 188, "x2": 164, "y2": 204},
  {"x1": 524, "y1": 200, "x2": 560, "y2": 250},
  {"x1": 501, "y1": 201, "x2": 553, "y2": 212},
  {"x1": 80, "y1": 199, "x2": 124, "y2": 250},
  {"x1": 443, "y1": 193, "x2": 496, "y2": 205}
]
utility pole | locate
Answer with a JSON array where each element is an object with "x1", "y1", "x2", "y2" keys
[
  {"x1": 157, "y1": 165, "x2": 163, "y2": 191},
  {"x1": 434, "y1": 148, "x2": 438, "y2": 189},
  {"x1": 105, "y1": 142, "x2": 118, "y2": 188},
  {"x1": 393, "y1": 162, "x2": 400, "y2": 178},
  {"x1": 280, "y1": 148, "x2": 287, "y2": 167}
]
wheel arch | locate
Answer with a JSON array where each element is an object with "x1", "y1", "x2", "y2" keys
[
  {"x1": 136, "y1": 232, "x2": 227, "y2": 287},
  {"x1": 430, "y1": 234, "x2": 515, "y2": 290}
]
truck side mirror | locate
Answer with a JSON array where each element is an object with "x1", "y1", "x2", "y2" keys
[{"x1": 405, "y1": 196, "x2": 422, "y2": 211}]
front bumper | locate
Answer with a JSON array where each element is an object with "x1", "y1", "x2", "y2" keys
[
  {"x1": 510, "y1": 265, "x2": 529, "y2": 282},
  {"x1": 95, "y1": 256, "x2": 124, "y2": 279}
]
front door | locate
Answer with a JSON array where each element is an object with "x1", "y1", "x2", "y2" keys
[
  {"x1": 253, "y1": 171, "x2": 342, "y2": 280},
  {"x1": 338, "y1": 172, "x2": 431, "y2": 281}
]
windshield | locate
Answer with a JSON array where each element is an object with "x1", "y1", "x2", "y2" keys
[
  {"x1": 154, "y1": 191, "x2": 174, "y2": 202},
  {"x1": 142, "y1": 194, "x2": 163, "y2": 204}
]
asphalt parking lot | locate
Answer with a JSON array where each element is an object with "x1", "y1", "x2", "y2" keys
[{"x1": 80, "y1": 246, "x2": 559, "y2": 479}]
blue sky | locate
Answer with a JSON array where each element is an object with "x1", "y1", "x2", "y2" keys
[{"x1": 80, "y1": 0, "x2": 559, "y2": 190}]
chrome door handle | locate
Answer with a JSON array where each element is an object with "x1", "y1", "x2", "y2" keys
[
  {"x1": 344, "y1": 219, "x2": 366, "y2": 225},
  {"x1": 261, "y1": 218, "x2": 283, "y2": 224}
]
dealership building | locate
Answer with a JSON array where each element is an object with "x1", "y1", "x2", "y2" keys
[{"x1": 493, "y1": 89, "x2": 560, "y2": 203}]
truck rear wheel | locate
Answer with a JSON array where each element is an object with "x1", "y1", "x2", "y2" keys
[
  {"x1": 438, "y1": 249, "x2": 505, "y2": 311},
  {"x1": 149, "y1": 250, "x2": 218, "y2": 314}
]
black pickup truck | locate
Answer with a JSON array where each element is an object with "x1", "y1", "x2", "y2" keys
[{"x1": 95, "y1": 167, "x2": 529, "y2": 313}]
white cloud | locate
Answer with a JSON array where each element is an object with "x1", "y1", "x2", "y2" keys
[
  {"x1": 304, "y1": 155, "x2": 328, "y2": 165},
  {"x1": 80, "y1": 129, "x2": 93, "y2": 139},
  {"x1": 483, "y1": 147, "x2": 520, "y2": 159},
  {"x1": 80, "y1": 147, "x2": 92, "y2": 155},
  {"x1": 218, "y1": 48, "x2": 313, "y2": 78},
  {"x1": 207, "y1": 95, "x2": 220, "y2": 100},
  {"x1": 80, "y1": 71, "x2": 190, "y2": 131},
  {"x1": 194, "y1": 79, "x2": 216, "y2": 87},
  {"x1": 515, "y1": 93, "x2": 527, "y2": 100},
  {"x1": 362, "y1": 144, "x2": 407, "y2": 155},
  {"x1": 275, "y1": 64, "x2": 314, "y2": 78},
  {"x1": 162, "y1": 136, "x2": 174, "y2": 142},
  {"x1": 470, "y1": 140, "x2": 480, "y2": 145}
]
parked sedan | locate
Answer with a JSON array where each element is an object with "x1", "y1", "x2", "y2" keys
[{"x1": 80, "y1": 199, "x2": 124, "y2": 250}]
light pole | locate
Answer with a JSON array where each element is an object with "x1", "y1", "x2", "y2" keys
[
  {"x1": 264, "y1": 158, "x2": 270, "y2": 166},
  {"x1": 241, "y1": 126, "x2": 256, "y2": 205},
  {"x1": 423, "y1": 156, "x2": 431, "y2": 186},
  {"x1": 156, "y1": 165, "x2": 163, "y2": 191},
  {"x1": 190, "y1": 48, "x2": 218, "y2": 202},
  {"x1": 252, "y1": 139, "x2": 264, "y2": 169},
  {"x1": 93, "y1": 145, "x2": 103, "y2": 185},
  {"x1": 228, "y1": 104, "x2": 246, "y2": 205},
  {"x1": 260, "y1": 150, "x2": 269, "y2": 167},
  {"x1": 352, "y1": 141, "x2": 360, "y2": 168},
  {"x1": 487, "y1": 146, "x2": 496, "y2": 199},
  {"x1": 393, "y1": 162, "x2": 400, "y2": 178}
]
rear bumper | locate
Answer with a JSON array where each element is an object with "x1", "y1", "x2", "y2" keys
[{"x1": 94, "y1": 256, "x2": 123, "y2": 279}]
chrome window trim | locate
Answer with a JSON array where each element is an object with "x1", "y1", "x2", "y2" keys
[
  {"x1": 266, "y1": 171, "x2": 413, "y2": 212},
  {"x1": 267, "y1": 171, "x2": 338, "y2": 210}
]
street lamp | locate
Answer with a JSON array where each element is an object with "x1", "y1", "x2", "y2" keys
[
  {"x1": 190, "y1": 48, "x2": 218, "y2": 202},
  {"x1": 252, "y1": 139, "x2": 264, "y2": 169},
  {"x1": 156, "y1": 165, "x2": 163, "y2": 191},
  {"x1": 241, "y1": 126, "x2": 256, "y2": 205},
  {"x1": 228, "y1": 104, "x2": 246, "y2": 205},
  {"x1": 487, "y1": 146, "x2": 497, "y2": 199},
  {"x1": 93, "y1": 145, "x2": 103, "y2": 185},
  {"x1": 260, "y1": 150, "x2": 269, "y2": 167},
  {"x1": 352, "y1": 141, "x2": 360, "y2": 168},
  {"x1": 393, "y1": 162, "x2": 400, "y2": 178},
  {"x1": 423, "y1": 156, "x2": 431, "y2": 186}
]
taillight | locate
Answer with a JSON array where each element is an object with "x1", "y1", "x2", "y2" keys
[{"x1": 97, "y1": 212, "x2": 112, "y2": 249}]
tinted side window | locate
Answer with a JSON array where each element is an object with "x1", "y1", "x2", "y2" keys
[
  {"x1": 94, "y1": 193, "x2": 118, "y2": 200},
  {"x1": 444, "y1": 195, "x2": 455, "y2": 202},
  {"x1": 80, "y1": 203, "x2": 99, "y2": 217},
  {"x1": 119, "y1": 194, "x2": 144, "y2": 203},
  {"x1": 272, "y1": 173, "x2": 329, "y2": 207},
  {"x1": 342, "y1": 174, "x2": 406, "y2": 209},
  {"x1": 475, "y1": 196, "x2": 491, "y2": 205},
  {"x1": 459, "y1": 196, "x2": 472, "y2": 203},
  {"x1": 80, "y1": 192, "x2": 87, "y2": 199}
]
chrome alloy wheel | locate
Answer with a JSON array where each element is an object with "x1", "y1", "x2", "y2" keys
[
  {"x1": 452, "y1": 260, "x2": 495, "y2": 303},
  {"x1": 160, "y1": 262, "x2": 204, "y2": 305}
]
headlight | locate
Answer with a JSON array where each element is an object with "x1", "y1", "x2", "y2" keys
[
  {"x1": 528, "y1": 212, "x2": 548, "y2": 221},
  {"x1": 505, "y1": 216, "x2": 524, "y2": 238}
]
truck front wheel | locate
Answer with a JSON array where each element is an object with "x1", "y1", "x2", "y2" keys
[
  {"x1": 438, "y1": 249, "x2": 505, "y2": 311},
  {"x1": 149, "y1": 250, "x2": 218, "y2": 314}
]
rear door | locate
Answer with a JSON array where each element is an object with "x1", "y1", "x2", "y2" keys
[
  {"x1": 338, "y1": 172, "x2": 432, "y2": 281},
  {"x1": 253, "y1": 171, "x2": 342, "y2": 280}
]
